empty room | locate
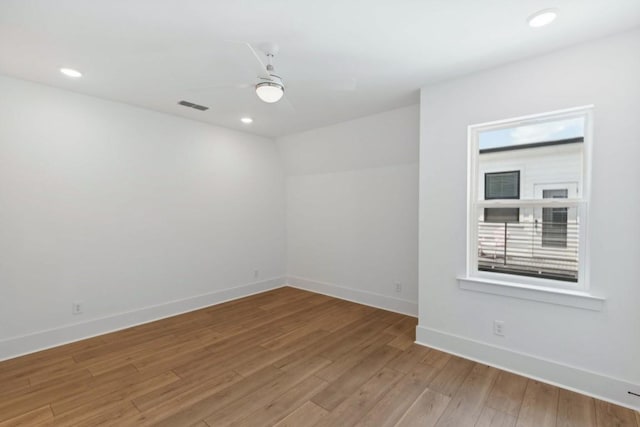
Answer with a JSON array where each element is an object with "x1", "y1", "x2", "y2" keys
[{"x1": 0, "y1": 1, "x2": 639, "y2": 426}]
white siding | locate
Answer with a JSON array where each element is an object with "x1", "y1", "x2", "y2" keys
[{"x1": 479, "y1": 142, "x2": 583, "y2": 200}]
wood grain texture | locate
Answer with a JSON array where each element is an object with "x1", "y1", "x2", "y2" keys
[
  {"x1": 515, "y1": 380, "x2": 559, "y2": 427},
  {"x1": 395, "y1": 388, "x2": 451, "y2": 427},
  {"x1": 557, "y1": 389, "x2": 596, "y2": 427},
  {"x1": 486, "y1": 371, "x2": 529, "y2": 417},
  {"x1": 434, "y1": 364, "x2": 500, "y2": 427},
  {"x1": 594, "y1": 400, "x2": 639, "y2": 427},
  {"x1": 0, "y1": 287, "x2": 632, "y2": 426},
  {"x1": 272, "y1": 401, "x2": 328, "y2": 427},
  {"x1": 475, "y1": 407, "x2": 517, "y2": 427}
]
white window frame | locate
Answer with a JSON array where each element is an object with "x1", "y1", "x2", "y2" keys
[{"x1": 460, "y1": 106, "x2": 604, "y2": 310}]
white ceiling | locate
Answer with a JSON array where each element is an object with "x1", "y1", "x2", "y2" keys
[{"x1": 0, "y1": 1, "x2": 639, "y2": 137}]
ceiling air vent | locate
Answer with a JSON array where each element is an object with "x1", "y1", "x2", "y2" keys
[{"x1": 178, "y1": 100, "x2": 209, "y2": 111}]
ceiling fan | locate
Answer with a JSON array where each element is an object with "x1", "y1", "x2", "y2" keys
[
  {"x1": 190, "y1": 42, "x2": 356, "y2": 107},
  {"x1": 247, "y1": 42, "x2": 286, "y2": 104}
]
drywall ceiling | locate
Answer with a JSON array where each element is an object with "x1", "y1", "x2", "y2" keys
[{"x1": 0, "y1": 1, "x2": 638, "y2": 137}]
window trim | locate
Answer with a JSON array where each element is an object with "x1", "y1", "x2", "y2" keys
[{"x1": 464, "y1": 105, "x2": 596, "y2": 298}]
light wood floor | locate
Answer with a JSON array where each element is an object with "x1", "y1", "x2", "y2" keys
[{"x1": 0, "y1": 287, "x2": 637, "y2": 426}]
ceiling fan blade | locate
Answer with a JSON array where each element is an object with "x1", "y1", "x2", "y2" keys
[
  {"x1": 274, "y1": 96, "x2": 296, "y2": 114},
  {"x1": 188, "y1": 82, "x2": 253, "y2": 91},
  {"x1": 287, "y1": 78, "x2": 357, "y2": 92},
  {"x1": 244, "y1": 42, "x2": 270, "y2": 78}
]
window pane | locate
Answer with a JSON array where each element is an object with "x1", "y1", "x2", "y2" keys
[
  {"x1": 485, "y1": 171, "x2": 519, "y2": 199},
  {"x1": 477, "y1": 206, "x2": 579, "y2": 282},
  {"x1": 542, "y1": 189, "x2": 569, "y2": 248},
  {"x1": 479, "y1": 117, "x2": 584, "y2": 151},
  {"x1": 478, "y1": 117, "x2": 584, "y2": 202},
  {"x1": 485, "y1": 208, "x2": 519, "y2": 223}
]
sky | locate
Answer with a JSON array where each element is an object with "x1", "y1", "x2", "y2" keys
[{"x1": 479, "y1": 117, "x2": 584, "y2": 150}]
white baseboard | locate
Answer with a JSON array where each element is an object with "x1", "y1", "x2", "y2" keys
[
  {"x1": 416, "y1": 325, "x2": 640, "y2": 411},
  {"x1": 0, "y1": 276, "x2": 286, "y2": 362},
  {"x1": 286, "y1": 275, "x2": 418, "y2": 317}
]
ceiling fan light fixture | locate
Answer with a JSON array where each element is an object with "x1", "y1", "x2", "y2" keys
[
  {"x1": 60, "y1": 67, "x2": 82, "y2": 78},
  {"x1": 528, "y1": 9, "x2": 558, "y2": 28},
  {"x1": 255, "y1": 81, "x2": 284, "y2": 103}
]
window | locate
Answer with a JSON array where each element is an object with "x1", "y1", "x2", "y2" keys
[
  {"x1": 484, "y1": 171, "x2": 520, "y2": 223},
  {"x1": 542, "y1": 189, "x2": 568, "y2": 248},
  {"x1": 467, "y1": 106, "x2": 591, "y2": 290}
]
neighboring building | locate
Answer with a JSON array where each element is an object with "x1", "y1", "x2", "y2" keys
[{"x1": 477, "y1": 137, "x2": 583, "y2": 281}]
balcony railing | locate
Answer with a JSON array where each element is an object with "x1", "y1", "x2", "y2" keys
[{"x1": 478, "y1": 219, "x2": 579, "y2": 282}]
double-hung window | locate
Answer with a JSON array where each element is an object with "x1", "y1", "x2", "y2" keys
[
  {"x1": 484, "y1": 171, "x2": 520, "y2": 223},
  {"x1": 466, "y1": 106, "x2": 592, "y2": 291}
]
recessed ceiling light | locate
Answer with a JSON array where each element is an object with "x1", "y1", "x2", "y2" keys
[
  {"x1": 60, "y1": 68, "x2": 83, "y2": 78},
  {"x1": 528, "y1": 9, "x2": 558, "y2": 28},
  {"x1": 240, "y1": 117, "x2": 253, "y2": 124}
]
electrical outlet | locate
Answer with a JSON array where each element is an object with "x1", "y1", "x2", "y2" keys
[
  {"x1": 394, "y1": 282, "x2": 402, "y2": 293},
  {"x1": 493, "y1": 320, "x2": 505, "y2": 336},
  {"x1": 254, "y1": 269, "x2": 259, "y2": 279},
  {"x1": 72, "y1": 301, "x2": 83, "y2": 315}
]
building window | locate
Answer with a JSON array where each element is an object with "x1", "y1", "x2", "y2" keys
[
  {"x1": 484, "y1": 171, "x2": 520, "y2": 223},
  {"x1": 542, "y1": 189, "x2": 568, "y2": 248},
  {"x1": 468, "y1": 106, "x2": 591, "y2": 289}
]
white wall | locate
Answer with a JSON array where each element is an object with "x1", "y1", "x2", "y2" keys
[
  {"x1": 418, "y1": 29, "x2": 640, "y2": 409},
  {"x1": 0, "y1": 75, "x2": 286, "y2": 359},
  {"x1": 278, "y1": 105, "x2": 419, "y2": 315}
]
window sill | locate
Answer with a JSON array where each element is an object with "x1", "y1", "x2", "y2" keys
[{"x1": 457, "y1": 276, "x2": 605, "y2": 311}]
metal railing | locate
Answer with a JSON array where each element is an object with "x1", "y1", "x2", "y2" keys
[{"x1": 477, "y1": 219, "x2": 579, "y2": 282}]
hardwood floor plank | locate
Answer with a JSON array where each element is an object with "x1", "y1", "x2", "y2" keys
[
  {"x1": 557, "y1": 389, "x2": 596, "y2": 427},
  {"x1": 225, "y1": 375, "x2": 327, "y2": 427},
  {"x1": 0, "y1": 377, "x2": 30, "y2": 399},
  {"x1": 53, "y1": 401, "x2": 140, "y2": 427},
  {"x1": 318, "y1": 319, "x2": 392, "y2": 361},
  {"x1": 387, "y1": 328, "x2": 416, "y2": 350},
  {"x1": 236, "y1": 330, "x2": 331, "y2": 377},
  {"x1": 201, "y1": 356, "x2": 330, "y2": 426},
  {"x1": 271, "y1": 319, "x2": 389, "y2": 372},
  {"x1": 259, "y1": 289, "x2": 322, "y2": 311},
  {"x1": 273, "y1": 401, "x2": 328, "y2": 427},
  {"x1": 485, "y1": 371, "x2": 529, "y2": 417},
  {"x1": 434, "y1": 364, "x2": 500, "y2": 427},
  {"x1": 314, "y1": 367, "x2": 403, "y2": 427},
  {"x1": 172, "y1": 345, "x2": 271, "y2": 381},
  {"x1": 314, "y1": 332, "x2": 395, "y2": 382},
  {"x1": 428, "y1": 355, "x2": 476, "y2": 398},
  {"x1": 0, "y1": 355, "x2": 75, "y2": 384},
  {"x1": 475, "y1": 407, "x2": 517, "y2": 427},
  {"x1": 0, "y1": 405, "x2": 54, "y2": 427},
  {"x1": 311, "y1": 344, "x2": 401, "y2": 410},
  {"x1": 132, "y1": 370, "x2": 241, "y2": 412},
  {"x1": 0, "y1": 371, "x2": 94, "y2": 422},
  {"x1": 136, "y1": 365, "x2": 285, "y2": 426},
  {"x1": 51, "y1": 370, "x2": 180, "y2": 415},
  {"x1": 422, "y1": 348, "x2": 452, "y2": 369},
  {"x1": 594, "y1": 400, "x2": 639, "y2": 427},
  {"x1": 515, "y1": 380, "x2": 559, "y2": 427},
  {"x1": 395, "y1": 388, "x2": 451, "y2": 427},
  {"x1": 383, "y1": 316, "x2": 418, "y2": 336},
  {"x1": 355, "y1": 361, "x2": 441, "y2": 427},
  {"x1": 363, "y1": 308, "x2": 406, "y2": 325},
  {"x1": 384, "y1": 343, "x2": 431, "y2": 374}
]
